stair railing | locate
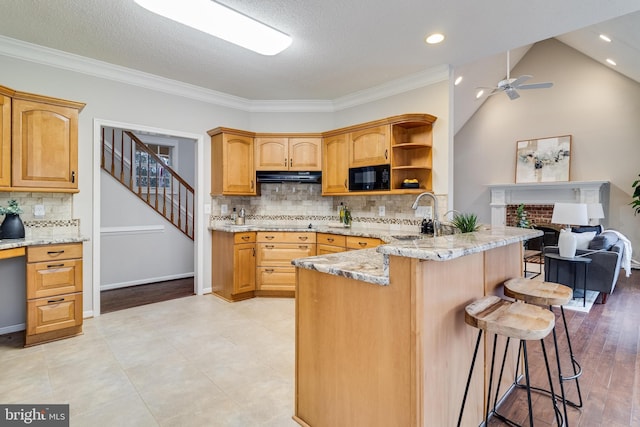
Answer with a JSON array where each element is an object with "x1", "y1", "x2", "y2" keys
[{"x1": 101, "y1": 128, "x2": 195, "y2": 240}]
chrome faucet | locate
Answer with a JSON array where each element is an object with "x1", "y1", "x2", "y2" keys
[{"x1": 411, "y1": 192, "x2": 440, "y2": 236}]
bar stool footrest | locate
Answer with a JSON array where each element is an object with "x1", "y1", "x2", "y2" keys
[{"x1": 514, "y1": 381, "x2": 582, "y2": 409}]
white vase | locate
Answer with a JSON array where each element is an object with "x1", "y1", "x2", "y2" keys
[{"x1": 557, "y1": 228, "x2": 577, "y2": 258}]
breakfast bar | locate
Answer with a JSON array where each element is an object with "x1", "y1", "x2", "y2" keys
[{"x1": 292, "y1": 226, "x2": 541, "y2": 427}]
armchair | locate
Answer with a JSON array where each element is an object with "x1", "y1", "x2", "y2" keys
[{"x1": 543, "y1": 232, "x2": 625, "y2": 304}]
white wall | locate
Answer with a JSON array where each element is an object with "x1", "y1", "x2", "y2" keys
[{"x1": 454, "y1": 38, "x2": 640, "y2": 259}]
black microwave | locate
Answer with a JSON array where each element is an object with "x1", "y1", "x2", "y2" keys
[{"x1": 348, "y1": 164, "x2": 390, "y2": 191}]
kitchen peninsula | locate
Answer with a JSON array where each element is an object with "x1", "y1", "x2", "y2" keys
[{"x1": 292, "y1": 226, "x2": 541, "y2": 427}]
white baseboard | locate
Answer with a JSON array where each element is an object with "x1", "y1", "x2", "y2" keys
[
  {"x1": 203, "y1": 286, "x2": 212, "y2": 294},
  {"x1": 0, "y1": 323, "x2": 25, "y2": 335},
  {"x1": 100, "y1": 272, "x2": 195, "y2": 291}
]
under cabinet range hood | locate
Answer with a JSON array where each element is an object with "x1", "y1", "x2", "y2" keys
[{"x1": 256, "y1": 171, "x2": 321, "y2": 183}]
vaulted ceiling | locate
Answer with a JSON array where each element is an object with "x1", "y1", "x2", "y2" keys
[{"x1": 0, "y1": 0, "x2": 638, "y2": 129}]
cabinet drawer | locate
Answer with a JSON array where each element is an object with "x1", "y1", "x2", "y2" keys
[
  {"x1": 317, "y1": 233, "x2": 346, "y2": 246},
  {"x1": 27, "y1": 292, "x2": 82, "y2": 335},
  {"x1": 234, "y1": 232, "x2": 256, "y2": 244},
  {"x1": 257, "y1": 232, "x2": 316, "y2": 244},
  {"x1": 256, "y1": 267, "x2": 296, "y2": 291},
  {"x1": 346, "y1": 236, "x2": 382, "y2": 250},
  {"x1": 317, "y1": 244, "x2": 345, "y2": 255},
  {"x1": 257, "y1": 243, "x2": 315, "y2": 266},
  {"x1": 27, "y1": 259, "x2": 83, "y2": 299},
  {"x1": 27, "y1": 243, "x2": 82, "y2": 262}
]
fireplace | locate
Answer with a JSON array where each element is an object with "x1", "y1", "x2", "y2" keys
[{"x1": 488, "y1": 181, "x2": 610, "y2": 228}]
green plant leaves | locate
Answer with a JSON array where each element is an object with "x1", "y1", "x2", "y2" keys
[{"x1": 451, "y1": 212, "x2": 479, "y2": 233}]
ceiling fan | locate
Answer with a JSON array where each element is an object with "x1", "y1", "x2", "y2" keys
[{"x1": 479, "y1": 51, "x2": 553, "y2": 100}]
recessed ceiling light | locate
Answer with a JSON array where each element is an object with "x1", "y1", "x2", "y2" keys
[
  {"x1": 454, "y1": 76, "x2": 463, "y2": 86},
  {"x1": 425, "y1": 33, "x2": 445, "y2": 44},
  {"x1": 606, "y1": 58, "x2": 617, "y2": 66},
  {"x1": 599, "y1": 34, "x2": 612, "y2": 42},
  {"x1": 476, "y1": 89, "x2": 484, "y2": 99},
  {"x1": 134, "y1": 0, "x2": 292, "y2": 55}
]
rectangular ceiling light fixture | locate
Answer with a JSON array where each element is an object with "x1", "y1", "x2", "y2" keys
[{"x1": 134, "y1": 0, "x2": 292, "y2": 55}]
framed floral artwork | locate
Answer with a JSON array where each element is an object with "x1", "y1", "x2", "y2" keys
[{"x1": 515, "y1": 135, "x2": 571, "y2": 183}]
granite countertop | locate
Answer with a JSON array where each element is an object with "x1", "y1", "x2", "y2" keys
[
  {"x1": 0, "y1": 235, "x2": 88, "y2": 251},
  {"x1": 291, "y1": 226, "x2": 542, "y2": 286}
]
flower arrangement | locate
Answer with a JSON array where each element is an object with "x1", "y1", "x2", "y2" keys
[{"x1": 0, "y1": 199, "x2": 23, "y2": 216}]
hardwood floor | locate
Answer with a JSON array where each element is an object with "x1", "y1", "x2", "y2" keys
[
  {"x1": 487, "y1": 271, "x2": 640, "y2": 426},
  {"x1": 100, "y1": 278, "x2": 194, "y2": 314}
]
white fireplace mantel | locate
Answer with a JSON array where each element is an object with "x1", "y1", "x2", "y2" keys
[{"x1": 487, "y1": 180, "x2": 610, "y2": 227}]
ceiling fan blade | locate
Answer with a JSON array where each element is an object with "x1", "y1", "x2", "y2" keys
[
  {"x1": 517, "y1": 82, "x2": 554, "y2": 90},
  {"x1": 505, "y1": 88, "x2": 520, "y2": 100},
  {"x1": 510, "y1": 75, "x2": 532, "y2": 87}
]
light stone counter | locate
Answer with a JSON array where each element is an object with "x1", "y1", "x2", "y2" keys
[{"x1": 0, "y1": 235, "x2": 88, "y2": 251}]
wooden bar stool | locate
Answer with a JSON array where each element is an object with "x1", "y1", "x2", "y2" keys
[
  {"x1": 504, "y1": 278, "x2": 584, "y2": 424},
  {"x1": 457, "y1": 295, "x2": 563, "y2": 427}
]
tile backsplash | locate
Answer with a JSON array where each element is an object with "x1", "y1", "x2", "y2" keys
[
  {"x1": 0, "y1": 192, "x2": 78, "y2": 238},
  {"x1": 210, "y1": 183, "x2": 448, "y2": 228}
]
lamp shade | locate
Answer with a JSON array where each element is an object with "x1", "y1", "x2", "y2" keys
[
  {"x1": 587, "y1": 203, "x2": 605, "y2": 219},
  {"x1": 551, "y1": 203, "x2": 589, "y2": 226}
]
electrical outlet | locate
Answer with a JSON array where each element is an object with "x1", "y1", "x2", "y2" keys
[
  {"x1": 378, "y1": 206, "x2": 385, "y2": 216},
  {"x1": 220, "y1": 204, "x2": 228, "y2": 215},
  {"x1": 34, "y1": 204, "x2": 45, "y2": 217}
]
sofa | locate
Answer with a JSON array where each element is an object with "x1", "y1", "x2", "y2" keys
[{"x1": 543, "y1": 228, "x2": 625, "y2": 303}]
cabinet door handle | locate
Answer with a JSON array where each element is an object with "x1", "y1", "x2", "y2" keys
[
  {"x1": 252, "y1": 248, "x2": 256, "y2": 256},
  {"x1": 72, "y1": 171, "x2": 76, "y2": 183},
  {"x1": 47, "y1": 250, "x2": 65, "y2": 255},
  {"x1": 265, "y1": 269, "x2": 274, "y2": 273},
  {"x1": 265, "y1": 245, "x2": 275, "y2": 249},
  {"x1": 344, "y1": 179, "x2": 347, "y2": 189},
  {"x1": 290, "y1": 158, "x2": 292, "y2": 167},
  {"x1": 384, "y1": 149, "x2": 388, "y2": 160},
  {"x1": 251, "y1": 180, "x2": 254, "y2": 190},
  {"x1": 47, "y1": 263, "x2": 65, "y2": 269},
  {"x1": 47, "y1": 298, "x2": 65, "y2": 304},
  {"x1": 327, "y1": 238, "x2": 335, "y2": 243},
  {"x1": 241, "y1": 236, "x2": 250, "y2": 241},
  {"x1": 298, "y1": 236, "x2": 308, "y2": 241},
  {"x1": 265, "y1": 235, "x2": 275, "y2": 240},
  {"x1": 284, "y1": 158, "x2": 287, "y2": 167}
]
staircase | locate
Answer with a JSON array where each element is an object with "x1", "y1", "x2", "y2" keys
[{"x1": 101, "y1": 128, "x2": 194, "y2": 240}]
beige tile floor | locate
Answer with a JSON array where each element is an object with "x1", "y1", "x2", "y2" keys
[{"x1": 0, "y1": 296, "x2": 299, "y2": 427}]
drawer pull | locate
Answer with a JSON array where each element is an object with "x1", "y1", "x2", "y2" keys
[
  {"x1": 47, "y1": 263, "x2": 65, "y2": 269},
  {"x1": 265, "y1": 245, "x2": 275, "y2": 249},
  {"x1": 265, "y1": 235, "x2": 275, "y2": 240},
  {"x1": 358, "y1": 242, "x2": 368, "y2": 247},
  {"x1": 299, "y1": 245, "x2": 308, "y2": 249},
  {"x1": 327, "y1": 238, "x2": 335, "y2": 242},
  {"x1": 298, "y1": 236, "x2": 308, "y2": 241},
  {"x1": 47, "y1": 298, "x2": 65, "y2": 304},
  {"x1": 265, "y1": 269, "x2": 274, "y2": 273},
  {"x1": 47, "y1": 250, "x2": 65, "y2": 255},
  {"x1": 241, "y1": 236, "x2": 250, "y2": 241}
]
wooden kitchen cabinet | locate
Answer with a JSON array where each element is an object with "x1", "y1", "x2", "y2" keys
[
  {"x1": 256, "y1": 231, "x2": 316, "y2": 295},
  {"x1": 25, "y1": 242, "x2": 83, "y2": 346},
  {"x1": 209, "y1": 128, "x2": 257, "y2": 196},
  {"x1": 390, "y1": 119, "x2": 434, "y2": 192},
  {"x1": 346, "y1": 235, "x2": 382, "y2": 251},
  {"x1": 11, "y1": 93, "x2": 84, "y2": 191},
  {"x1": 321, "y1": 133, "x2": 349, "y2": 194},
  {"x1": 0, "y1": 85, "x2": 12, "y2": 188},
  {"x1": 255, "y1": 135, "x2": 321, "y2": 171},
  {"x1": 349, "y1": 125, "x2": 390, "y2": 167},
  {"x1": 212, "y1": 231, "x2": 256, "y2": 301},
  {"x1": 317, "y1": 233, "x2": 347, "y2": 254}
]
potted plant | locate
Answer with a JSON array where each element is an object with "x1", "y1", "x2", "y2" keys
[
  {"x1": 0, "y1": 199, "x2": 25, "y2": 239},
  {"x1": 450, "y1": 212, "x2": 480, "y2": 233},
  {"x1": 516, "y1": 203, "x2": 531, "y2": 228},
  {"x1": 632, "y1": 174, "x2": 640, "y2": 215}
]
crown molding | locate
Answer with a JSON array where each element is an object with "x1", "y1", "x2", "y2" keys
[{"x1": 0, "y1": 35, "x2": 448, "y2": 113}]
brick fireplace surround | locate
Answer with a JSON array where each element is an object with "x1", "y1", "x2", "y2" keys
[{"x1": 488, "y1": 180, "x2": 610, "y2": 229}]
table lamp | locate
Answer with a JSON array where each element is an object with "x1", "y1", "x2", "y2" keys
[
  {"x1": 587, "y1": 203, "x2": 605, "y2": 225},
  {"x1": 551, "y1": 202, "x2": 589, "y2": 258}
]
